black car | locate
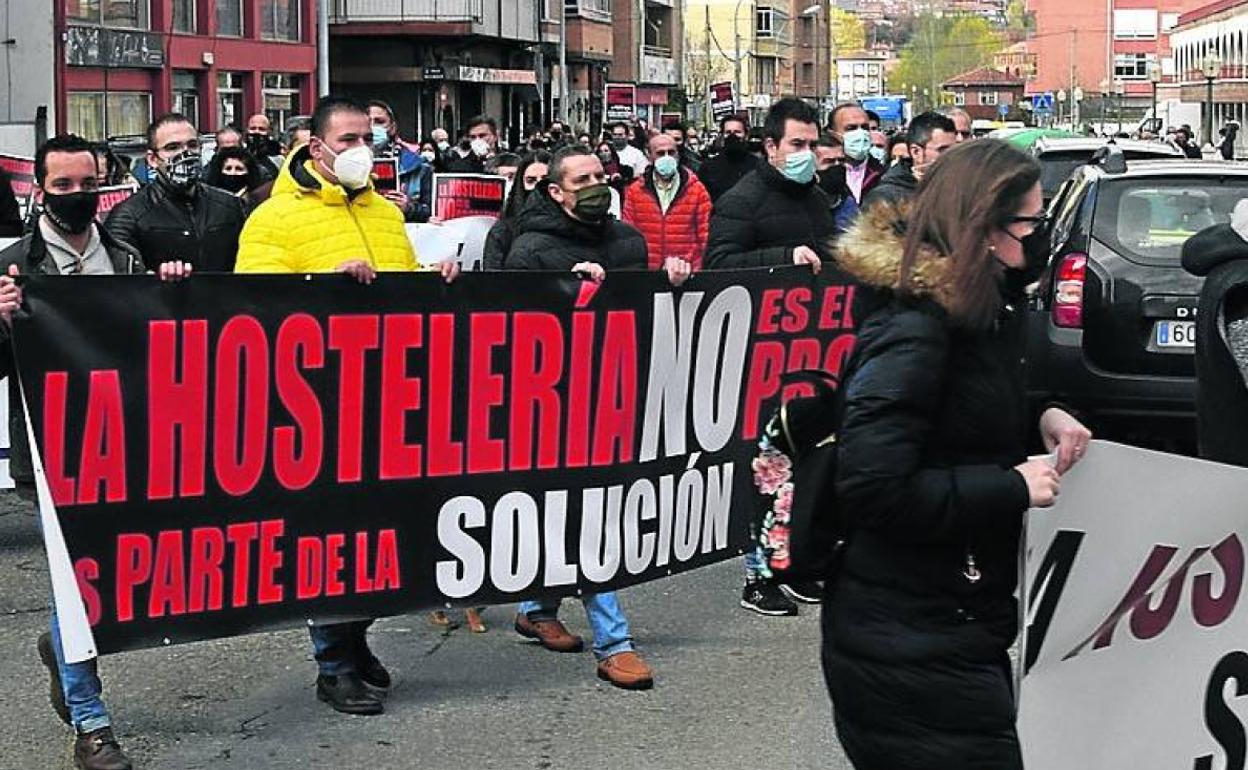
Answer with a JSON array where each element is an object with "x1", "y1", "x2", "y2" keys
[
  {"x1": 1028, "y1": 151, "x2": 1248, "y2": 449},
  {"x1": 1032, "y1": 137, "x2": 1183, "y2": 205}
]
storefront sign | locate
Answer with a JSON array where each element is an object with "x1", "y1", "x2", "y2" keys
[
  {"x1": 423, "y1": 66, "x2": 446, "y2": 80},
  {"x1": 605, "y1": 83, "x2": 637, "y2": 124},
  {"x1": 65, "y1": 26, "x2": 165, "y2": 69},
  {"x1": 457, "y1": 66, "x2": 537, "y2": 85}
]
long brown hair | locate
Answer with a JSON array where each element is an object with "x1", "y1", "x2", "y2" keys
[{"x1": 900, "y1": 139, "x2": 1040, "y2": 329}]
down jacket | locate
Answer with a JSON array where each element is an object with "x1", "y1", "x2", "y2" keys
[
  {"x1": 704, "y1": 162, "x2": 838, "y2": 269},
  {"x1": 821, "y1": 203, "x2": 1030, "y2": 770},
  {"x1": 507, "y1": 187, "x2": 647, "y2": 271},
  {"x1": 235, "y1": 145, "x2": 419, "y2": 274},
  {"x1": 621, "y1": 168, "x2": 711, "y2": 270}
]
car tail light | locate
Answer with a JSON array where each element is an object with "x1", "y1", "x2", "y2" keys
[{"x1": 1052, "y1": 253, "x2": 1087, "y2": 329}]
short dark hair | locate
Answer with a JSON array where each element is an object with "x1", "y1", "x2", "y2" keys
[
  {"x1": 609, "y1": 121, "x2": 631, "y2": 134},
  {"x1": 311, "y1": 95, "x2": 368, "y2": 139},
  {"x1": 720, "y1": 115, "x2": 748, "y2": 133},
  {"x1": 146, "y1": 113, "x2": 195, "y2": 150},
  {"x1": 865, "y1": 110, "x2": 881, "y2": 125},
  {"x1": 907, "y1": 111, "x2": 957, "y2": 147},
  {"x1": 763, "y1": 97, "x2": 819, "y2": 143},
  {"x1": 35, "y1": 134, "x2": 98, "y2": 185},
  {"x1": 548, "y1": 145, "x2": 595, "y2": 185},
  {"x1": 828, "y1": 102, "x2": 867, "y2": 133},
  {"x1": 367, "y1": 99, "x2": 396, "y2": 123},
  {"x1": 465, "y1": 115, "x2": 497, "y2": 136},
  {"x1": 485, "y1": 152, "x2": 522, "y2": 172},
  {"x1": 816, "y1": 132, "x2": 843, "y2": 150},
  {"x1": 216, "y1": 125, "x2": 242, "y2": 141}
]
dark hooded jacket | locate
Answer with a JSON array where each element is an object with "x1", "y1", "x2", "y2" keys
[
  {"x1": 507, "y1": 188, "x2": 647, "y2": 271},
  {"x1": 0, "y1": 223, "x2": 144, "y2": 489},
  {"x1": 1182, "y1": 223, "x2": 1248, "y2": 466},
  {"x1": 697, "y1": 144, "x2": 762, "y2": 201},
  {"x1": 862, "y1": 160, "x2": 917, "y2": 210},
  {"x1": 704, "y1": 162, "x2": 839, "y2": 269},
  {"x1": 821, "y1": 203, "x2": 1030, "y2": 770},
  {"x1": 104, "y1": 172, "x2": 246, "y2": 271}
]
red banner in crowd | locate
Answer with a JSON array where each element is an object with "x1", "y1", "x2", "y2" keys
[{"x1": 431, "y1": 173, "x2": 506, "y2": 220}]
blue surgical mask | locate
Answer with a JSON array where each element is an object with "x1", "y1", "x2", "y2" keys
[
  {"x1": 843, "y1": 128, "x2": 872, "y2": 162},
  {"x1": 869, "y1": 145, "x2": 887, "y2": 164},
  {"x1": 654, "y1": 154, "x2": 679, "y2": 178},
  {"x1": 781, "y1": 149, "x2": 816, "y2": 184},
  {"x1": 371, "y1": 125, "x2": 388, "y2": 147}
]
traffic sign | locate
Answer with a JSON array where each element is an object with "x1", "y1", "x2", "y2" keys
[
  {"x1": 998, "y1": 103, "x2": 1010, "y2": 117},
  {"x1": 1033, "y1": 92, "x2": 1054, "y2": 111}
]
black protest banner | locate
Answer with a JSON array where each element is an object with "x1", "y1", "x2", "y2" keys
[{"x1": 13, "y1": 269, "x2": 856, "y2": 655}]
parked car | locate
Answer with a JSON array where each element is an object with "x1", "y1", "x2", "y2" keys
[
  {"x1": 1028, "y1": 150, "x2": 1248, "y2": 450},
  {"x1": 1032, "y1": 137, "x2": 1184, "y2": 205}
]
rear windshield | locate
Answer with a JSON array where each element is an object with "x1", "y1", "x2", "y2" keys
[
  {"x1": 1039, "y1": 149, "x2": 1179, "y2": 198},
  {"x1": 1092, "y1": 175, "x2": 1248, "y2": 263}
]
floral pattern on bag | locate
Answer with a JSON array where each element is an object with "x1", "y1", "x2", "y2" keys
[{"x1": 752, "y1": 422, "x2": 796, "y2": 575}]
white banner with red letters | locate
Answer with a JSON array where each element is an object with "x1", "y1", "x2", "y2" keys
[{"x1": 1020, "y1": 441, "x2": 1248, "y2": 770}]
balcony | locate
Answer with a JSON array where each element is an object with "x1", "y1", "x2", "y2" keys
[{"x1": 329, "y1": 0, "x2": 482, "y2": 23}]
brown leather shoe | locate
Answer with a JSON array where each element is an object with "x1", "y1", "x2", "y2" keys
[
  {"x1": 597, "y1": 651, "x2": 654, "y2": 690},
  {"x1": 465, "y1": 607, "x2": 487, "y2": 633},
  {"x1": 74, "y1": 727, "x2": 133, "y2": 770},
  {"x1": 514, "y1": 613, "x2": 584, "y2": 652}
]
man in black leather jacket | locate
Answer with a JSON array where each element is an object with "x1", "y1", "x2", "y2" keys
[{"x1": 105, "y1": 113, "x2": 246, "y2": 272}]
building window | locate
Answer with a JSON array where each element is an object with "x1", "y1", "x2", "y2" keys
[
  {"x1": 216, "y1": 0, "x2": 243, "y2": 37},
  {"x1": 756, "y1": 8, "x2": 774, "y2": 38},
  {"x1": 979, "y1": 91, "x2": 998, "y2": 106},
  {"x1": 263, "y1": 73, "x2": 302, "y2": 130},
  {"x1": 173, "y1": 71, "x2": 200, "y2": 124},
  {"x1": 68, "y1": 91, "x2": 152, "y2": 141},
  {"x1": 262, "y1": 0, "x2": 301, "y2": 41},
  {"x1": 755, "y1": 57, "x2": 777, "y2": 93},
  {"x1": 801, "y1": 62, "x2": 815, "y2": 89},
  {"x1": 173, "y1": 0, "x2": 195, "y2": 32},
  {"x1": 67, "y1": 0, "x2": 149, "y2": 29},
  {"x1": 954, "y1": 91, "x2": 966, "y2": 106},
  {"x1": 217, "y1": 72, "x2": 245, "y2": 129},
  {"x1": 565, "y1": 0, "x2": 610, "y2": 22},
  {"x1": 1114, "y1": 53, "x2": 1154, "y2": 80},
  {"x1": 1113, "y1": 9, "x2": 1157, "y2": 40}
]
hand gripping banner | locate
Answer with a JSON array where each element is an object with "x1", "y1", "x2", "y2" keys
[{"x1": 12, "y1": 268, "x2": 856, "y2": 655}]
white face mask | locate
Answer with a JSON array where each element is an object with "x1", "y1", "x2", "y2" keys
[
  {"x1": 421, "y1": 150, "x2": 436, "y2": 163},
  {"x1": 470, "y1": 138, "x2": 490, "y2": 157},
  {"x1": 323, "y1": 143, "x2": 373, "y2": 190}
]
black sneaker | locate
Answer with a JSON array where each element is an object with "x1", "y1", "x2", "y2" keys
[
  {"x1": 781, "y1": 581, "x2": 824, "y2": 604},
  {"x1": 73, "y1": 727, "x2": 133, "y2": 770},
  {"x1": 741, "y1": 581, "x2": 799, "y2": 616}
]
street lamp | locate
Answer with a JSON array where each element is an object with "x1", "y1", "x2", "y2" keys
[
  {"x1": 1203, "y1": 53, "x2": 1222, "y2": 148},
  {"x1": 1099, "y1": 78, "x2": 1110, "y2": 135},
  {"x1": 1148, "y1": 63, "x2": 1162, "y2": 135},
  {"x1": 1073, "y1": 86, "x2": 1084, "y2": 131}
]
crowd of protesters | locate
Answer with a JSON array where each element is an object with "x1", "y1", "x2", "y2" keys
[{"x1": 0, "y1": 91, "x2": 1111, "y2": 770}]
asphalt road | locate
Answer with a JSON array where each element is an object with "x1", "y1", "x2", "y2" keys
[{"x1": 0, "y1": 492, "x2": 851, "y2": 770}]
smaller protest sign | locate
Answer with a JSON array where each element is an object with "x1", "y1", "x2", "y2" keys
[
  {"x1": 96, "y1": 184, "x2": 137, "y2": 216},
  {"x1": 431, "y1": 173, "x2": 506, "y2": 221},
  {"x1": 0, "y1": 153, "x2": 35, "y2": 201},
  {"x1": 605, "y1": 83, "x2": 637, "y2": 124},
  {"x1": 661, "y1": 112, "x2": 683, "y2": 130},
  {"x1": 372, "y1": 157, "x2": 401, "y2": 194},
  {"x1": 710, "y1": 82, "x2": 737, "y2": 122}
]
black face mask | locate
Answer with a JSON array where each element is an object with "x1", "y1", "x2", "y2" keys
[
  {"x1": 818, "y1": 164, "x2": 847, "y2": 198},
  {"x1": 43, "y1": 189, "x2": 99, "y2": 235},
  {"x1": 219, "y1": 173, "x2": 249, "y2": 193},
  {"x1": 723, "y1": 135, "x2": 748, "y2": 157},
  {"x1": 1003, "y1": 224, "x2": 1052, "y2": 294}
]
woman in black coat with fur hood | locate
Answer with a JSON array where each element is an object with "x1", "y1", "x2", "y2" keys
[{"x1": 824, "y1": 139, "x2": 1093, "y2": 769}]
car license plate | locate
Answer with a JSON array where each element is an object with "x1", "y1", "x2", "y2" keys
[{"x1": 1155, "y1": 320, "x2": 1196, "y2": 348}]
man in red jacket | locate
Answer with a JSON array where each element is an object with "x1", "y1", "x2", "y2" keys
[{"x1": 622, "y1": 133, "x2": 710, "y2": 277}]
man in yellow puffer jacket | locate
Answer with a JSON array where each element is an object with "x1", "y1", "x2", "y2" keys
[
  {"x1": 237, "y1": 97, "x2": 456, "y2": 718},
  {"x1": 238, "y1": 95, "x2": 456, "y2": 282}
]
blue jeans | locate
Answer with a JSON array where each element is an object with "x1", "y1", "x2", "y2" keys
[
  {"x1": 519, "y1": 592, "x2": 633, "y2": 660},
  {"x1": 744, "y1": 545, "x2": 769, "y2": 583},
  {"x1": 309, "y1": 620, "x2": 375, "y2": 676},
  {"x1": 48, "y1": 590, "x2": 110, "y2": 733}
]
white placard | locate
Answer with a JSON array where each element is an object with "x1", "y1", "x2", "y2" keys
[{"x1": 1020, "y1": 441, "x2": 1248, "y2": 770}]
